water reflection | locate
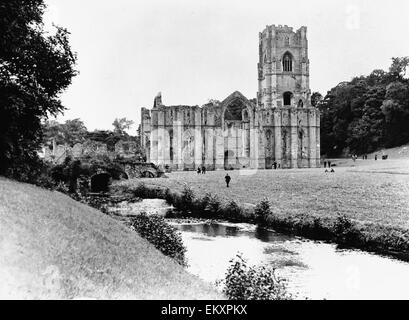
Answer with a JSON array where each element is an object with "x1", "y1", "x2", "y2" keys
[
  {"x1": 176, "y1": 222, "x2": 294, "y2": 242},
  {"x1": 175, "y1": 221, "x2": 409, "y2": 300},
  {"x1": 108, "y1": 199, "x2": 409, "y2": 300}
]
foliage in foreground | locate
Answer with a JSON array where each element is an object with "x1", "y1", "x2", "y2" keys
[
  {"x1": 0, "y1": 0, "x2": 78, "y2": 181},
  {"x1": 219, "y1": 254, "x2": 291, "y2": 300},
  {"x1": 130, "y1": 213, "x2": 187, "y2": 266}
]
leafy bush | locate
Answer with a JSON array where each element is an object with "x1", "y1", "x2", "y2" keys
[
  {"x1": 174, "y1": 185, "x2": 195, "y2": 212},
  {"x1": 130, "y1": 183, "x2": 162, "y2": 199},
  {"x1": 131, "y1": 213, "x2": 187, "y2": 266},
  {"x1": 333, "y1": 214, "x2": 361, "y2": 244},
  {"x1": 203, "y1": 193, "x2": 222, "y2": 217},
  {"x1": 255, "y1": 199, "x2": 272, "y2": 225},
  {"x1": 220, "y1": 254, "x2": 291, "y2": 300},
  {"x1": 223, "y1": 201, "x2": 243, "y2": 222}
]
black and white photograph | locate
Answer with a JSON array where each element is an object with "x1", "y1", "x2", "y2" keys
[{"x1": 1, "y1": 0, "x2": 409, "y2": 307}]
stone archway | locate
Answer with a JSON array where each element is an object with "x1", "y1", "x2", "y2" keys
[
  {"x1": 90, "y1": 172, "x2": 111, "y2": 193},
  {"x1": 221, "y1": 92, "x2": 254, "y2": 170}
]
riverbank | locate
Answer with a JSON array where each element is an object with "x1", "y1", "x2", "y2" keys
[
  {"x1": 0, "y1": 177, "x2": 222, "y2": 299},
  {"x1": 114, "y1": 161, "x2": 409, "y2": 261}
]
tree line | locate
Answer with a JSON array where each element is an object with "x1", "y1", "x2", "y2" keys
[
  {"x1": 316, "y1": 57, "x2": 409, "y2": 157},
  {"x1": 42, "y1": 117, "x2": 140, "y2": 151}
]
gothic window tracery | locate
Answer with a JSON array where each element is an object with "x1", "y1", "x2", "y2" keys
[{"x1": 283, "y1": 53, "x2": 293, "y2": 72}]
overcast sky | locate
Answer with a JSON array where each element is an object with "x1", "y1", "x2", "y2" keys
[{"x1": 43, "y1": 0, "x2": 409, "y2": 133}]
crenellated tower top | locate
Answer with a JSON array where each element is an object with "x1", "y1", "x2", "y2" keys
[{"x1": 257, "y1": 25, "x2": 311, "y2": 110}]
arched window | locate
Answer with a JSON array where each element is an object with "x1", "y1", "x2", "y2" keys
[
  {"x1": 169, "y1": 129, "x2": 174, "y2": 161},
  {"x1": 298, "y1": 100, "x2": 304, "y2": 108},
  {"x1": 282, "y1": 53, "x2": 292, "y2": 72},
  {"x1": 283, "y1": 92, "x2": 293, "y2": 106}
]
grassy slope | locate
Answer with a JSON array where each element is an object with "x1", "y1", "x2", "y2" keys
[
  {"x1": 0, "y1": 177, "x2": 222, "y2": 300},
  {"x1": 121, "y1": 159, "x2": 409, "y2": 231}
]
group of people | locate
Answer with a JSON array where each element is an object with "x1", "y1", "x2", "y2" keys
[
  {"x1": 323, "y1": 160, "x2": 332, "y2": 168},
  {"x1": 323, "y1": 160, "x2": 335, "y2": 173},
  {"x1": 196, "y1": 166, "x2": 207, "y2": 174}
]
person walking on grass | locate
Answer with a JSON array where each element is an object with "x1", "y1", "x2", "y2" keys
[
  {"x1": 225, "y1": 174, "x2": 231, "y2": 188},
  {"x1": 202, "y1": 166, "x2": 206, "y2": 174},
  {"x1": 197, "y1": 167, "x2": 201, "y2": 174}
]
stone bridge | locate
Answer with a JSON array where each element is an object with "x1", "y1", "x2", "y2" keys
[{"x1": 115, "y1": 160, "x2": 164, "y2": 179}]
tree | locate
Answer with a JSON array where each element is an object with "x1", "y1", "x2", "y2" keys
[
  {"x1": 0, "y1": 0, "x2": 78, "y2": 180},
  {"x1": 43, "y1": 118, "x2": 87, "y2": 146},
  {"x1": 320, "y1": 57, "x2": 409, "y2": 157},
  {"x1": 311, "y1": 92, "x2": 323, "y2": 107},
  {"x1": 389, "y1": 57, "x2": 409, "y2": 80},
  {"x1": 112, "y1": 117, "x2": 134, "y2": 135}
]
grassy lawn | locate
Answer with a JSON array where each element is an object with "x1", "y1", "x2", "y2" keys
[
  {"x1": 0, "y1": 177, "x2": 222, "y2": 299},
  {"x1": 120, "y1": 158, "x2": 409, "y2": 231}
]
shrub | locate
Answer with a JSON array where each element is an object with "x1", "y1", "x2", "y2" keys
[
  {"x1": 255, "y1": 199, "x2": 272, "y2": 225},
  {"x1": 223, "y1": 201, "x2": 243, "y2": 222},
  {"x1": 174, "y1": 185, "x2": 195, "y2": 212},
  {"x1": 220, "y1": 253, "x2": 291, "y2": 300},
  {"x1": 193, "y1": 193, "x2": 211, "y2": 213},
  {"x1": 205, "y1": 194, "x2": 222, "y2": 217},
  {"x1": 333, "y1": 214, "x2": 361, "y2": 244},
  {"x1": 131, "y1": 183, "x2": 161, "y2": 199},
  {"x1": 131, "y1": 213, "x2": 187, "y2": 266},
  {"x1": 164, "y1": 188, "x2": 175, "y2": 205}
]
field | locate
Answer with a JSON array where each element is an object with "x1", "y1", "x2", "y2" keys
[
  {"x1": 121, "y1": 158, "x2": 409, "y2": 231},
  {"x1": 0, "y1": 177, "x2": 222, "y2": 299}
]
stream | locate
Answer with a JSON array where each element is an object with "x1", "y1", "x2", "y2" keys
[{"x1": 109, "y1": 198, "x2": 409, "y2": 300}]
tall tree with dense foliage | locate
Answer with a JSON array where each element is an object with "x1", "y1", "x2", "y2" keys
[
  {"x1": 112, "y1": 117, "x2": 134, "y2": 135},
  {"x1": 43, "y1": 118, "x2": 87, "y2": 146},
  {"x1": 319, "y1": 57, "x2": 409, "y2": 157},
  {"x1": 0, "y1": 0, "x2": 77, "y2": 180}
]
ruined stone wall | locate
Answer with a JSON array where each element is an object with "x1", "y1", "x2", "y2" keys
[
  {"x1": 144, "y1": 94, "x2": 320, "y2": 170},
  {"x1": 142, "y1": 24, "x2": 320, "y2": 171}
]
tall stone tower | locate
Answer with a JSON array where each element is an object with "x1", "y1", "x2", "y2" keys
[{"x1": 257, "y1": 25, "x2": 310, "y2": 109}]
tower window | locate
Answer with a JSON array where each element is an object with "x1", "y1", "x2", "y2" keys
[
  {"x1": 298, "y1": 100, "x2": 304, "y2": 108},
  {"x1": 283, "y1": 92, "x2": 293, "y2": 106},
  {"x1": 283, "y1": 53, "x2": 292, "y2": 72},
  {"x1": 284, "y1": 36, "x2": 290, "y2": 46}
]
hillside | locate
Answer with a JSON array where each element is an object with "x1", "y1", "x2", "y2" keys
[
  {"x1": 0, "y1": 177, "x2": 222, "y2": 299},
  {"x1": 367, "y1": 142, "x2": 409, "y2": 159}
]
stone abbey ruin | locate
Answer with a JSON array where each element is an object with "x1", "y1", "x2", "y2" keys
[{"x1": 140, "y1": 25, "x2": 320, "y2": 170}]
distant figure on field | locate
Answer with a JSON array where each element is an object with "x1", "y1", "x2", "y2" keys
[
  {"x1": 328, "y1": 160, "x2": 332, "y2": 168},
  {"x1": 202, "y1": 166, "x2": 206, "y2": 174},
  {"x1": 225, "y1": 174, "x2": 231, "y2": 188},
  {"x1": 197, "y1": 167, "x2": 201, "y2": 174},
  {"x1": 375, "y1": 154, "x2": 378, "y2": 161},
  {"x1": 324, "y1": 161, "x2": 327, "y2": 168},
  {"x1": 273, "y1": 161, "x2": 277, "y2": 170}
]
